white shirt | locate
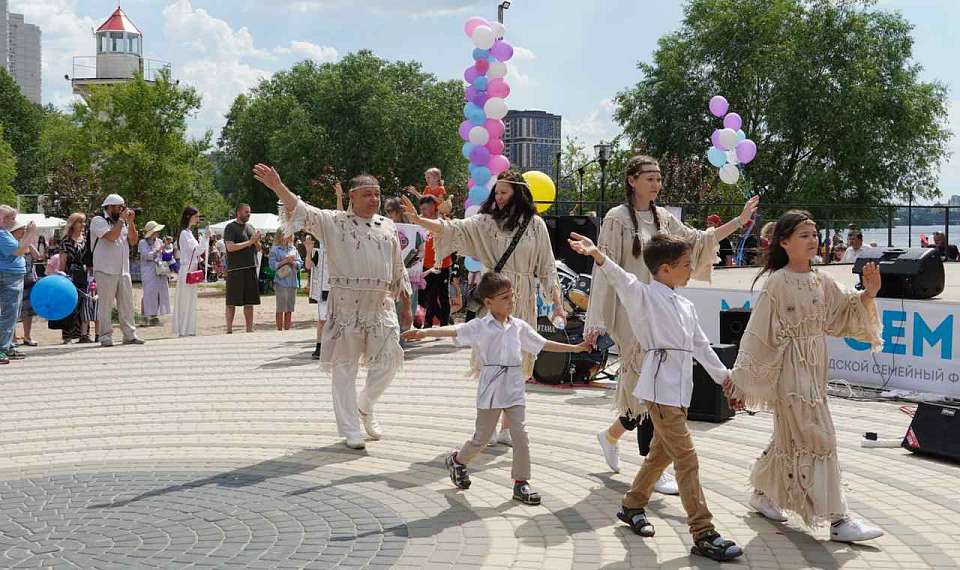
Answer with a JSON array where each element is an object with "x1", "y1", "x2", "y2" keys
[
  {"x1": 178, "y1": 230, "x2": 203, "y2": 272},
  {"x1": 308, "y1": 241, "x2": 330, "y2": 300},
  {"x1": 454, "y1": 314, "x2": 547, "y2": 409},
  {"x1": 598, "y1": 255, "x2": 729, "y2": 408},
  {"x1": 90, "y1": 214, "x2": 130, "y2": 275},
  {"x1": 841, "y1": 245, "x2": 870, "y2": 263}
]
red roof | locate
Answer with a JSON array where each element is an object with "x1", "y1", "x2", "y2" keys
[{"x1": 96, "y1": 7, "x2": 142, "y2": 35}]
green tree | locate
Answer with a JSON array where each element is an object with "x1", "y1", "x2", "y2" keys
[
  {"x1": 0, "y1": 126, "x2": 16, "y2": 205},
  {"x1": 218, "y1": 50, "x2": 466, "y2": 212},
  {"x1": 614, "y1": 0, "x2": 952, "y2": 206},
  {"x1": 0, "y1": 68, "x2": 43, "y2": 195}
]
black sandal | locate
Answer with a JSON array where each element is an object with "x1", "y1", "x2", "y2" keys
[
  {"x1": 512, "y1": 481, "x2": 541, "y2": 505},
  {"x1": 691, "y1": 530, "x2": 743, "y2": 562},
  {"x1": 617, "y1": 507, "x2": 655, "y2": 537}
]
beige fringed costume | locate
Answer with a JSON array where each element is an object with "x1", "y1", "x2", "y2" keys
[
  {"x1": 281, "y1": 199, "x2": 411, "y2": 440},
  {"x1": 729, "y1": 269, "x2": 882, "y2": 527},
  {"x1": 434, "y1": 213, "x2": 559, "y2": 378},
  {"x1": 584, "y1": 205, "x2": 719, "y2": 417}
]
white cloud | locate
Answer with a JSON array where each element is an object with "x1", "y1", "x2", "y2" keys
[
  {"x1": 937, "y1": 99, "x2": 960, "y2": 198},
  {"x1": 563, "y1": 98, "x2": 621, "y2": 146},
  {"x1": 274, "y1": 41, "x2": 338, "y2": 63},
  {"x1": 504, "y1": 45, "x2": 536, "y2": 94},
  {"x1": 259, "y1": 0, "x2": 482, "y2": 17},
  {"x1": 162, "y1": 0, "x2": 268, "y2": 59}
]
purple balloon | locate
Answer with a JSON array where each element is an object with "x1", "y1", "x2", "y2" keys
[
  {"x1": 469, "y1": 145, "x2": 491, "y2": 165},
  {"x1": 458, "y1": 120, "x2": 472, "y2": 141},
  {"x1": 475, "y1": 59, "x2": 490, "y2": 74},
  {"x1": 735, "y1": 139, "x2": 758, "y2": 164},
  {"x1": 464, "y1": 85, "x2": 478, "y2": 102},
  {"x1": 485, "y1": 137, "x2": 504, "y2": 154},
  {"x1": 487, "y1": 78, "x2": 510, "y2": 98},
  {"x1": 472, "y1": 91, "x2": 488, "y2": 106},
  {"x1": 710, "y1": 129, "x2": 722, "y2": 148},
  {"x1": 709, "y1": 95, "x2": 728, "y2": 118},
  {"x1": 484, "y1": 118, "x2": 505, "y2": 139},
  {"x1": 490, "y1": 39, "x2": 514, "y2": 61},
  {"x1": 464, "y1": 66, "x2": 479, "y2": 84},
  {"x1": 723, "y1": 112, "x2": 742, "y2": 131}
]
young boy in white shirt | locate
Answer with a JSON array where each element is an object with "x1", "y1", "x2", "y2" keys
[
  {"x1": 569, "y1": 232, "x2": 744, "y2": 562},
  {"x1": 402, "y1": 272, "x2": 588, "y2": 505}
]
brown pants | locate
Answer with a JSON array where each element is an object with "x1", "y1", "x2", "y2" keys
[
  {"x1": 456, "y1": 406, "x2": 530, "y2": 481},
  {"x1": 622, "y1": 403, "x2": 714, "y2": 538}
]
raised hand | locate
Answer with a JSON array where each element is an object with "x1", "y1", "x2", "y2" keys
[
  {"x1": 334, "y1": 181, "x2": 344, "y2": 196},
  {"x1": 399, "y1": 196, "x2": 419, "y2": 219},
  {"x1": 861, "y1": 262, "x2": 881, "y2": 298},
  {"x1": 252, "y1": 164, "x2": 283, "y2": 193},
  {"x1": 568, "y1": 232, "x2": 599, "y2": 257},
  {"x1": 740, "y1": 195, "x2": 761, "y2": 225}
]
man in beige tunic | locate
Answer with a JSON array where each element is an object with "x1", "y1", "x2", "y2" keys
[{"x1": 254, "y1": 164, "x2": 413, "y2": 450}]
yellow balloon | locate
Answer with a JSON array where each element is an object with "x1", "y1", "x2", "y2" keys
[{"x1": 522, "y1": 170, "x2": 556, "y2": 214}]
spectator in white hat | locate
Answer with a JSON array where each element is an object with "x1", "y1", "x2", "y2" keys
[
  {"x1": 0, "y1": 205, "x2": 37, "y2": 363},
  {"x1": 90, "y1": 194, "x2": 145, "y2": 347}
]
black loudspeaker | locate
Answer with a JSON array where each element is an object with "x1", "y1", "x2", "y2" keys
[
  {"x1": 902, "y1": 402, "x2": 960, "y2": 464},
  {"x1": 543, "y1": 215, "x2": 599, "y2": 275},
  {"x1": 720, "y1": 309, "x2": 751, "y2": 349},
  {"x1": 689, "y1": 344, "x2": 737, "y2": 423},
  {"x1": 852, "y1": 248, "x2": 945, "y2": 300}
]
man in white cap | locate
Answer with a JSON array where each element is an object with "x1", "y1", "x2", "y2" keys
[{"x1": 90, "y1": 194, "x2": 145, "y2": 347}]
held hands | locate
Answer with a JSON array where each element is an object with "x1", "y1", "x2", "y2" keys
[
  {"x1": 722, "y1": 377, "x2": 746, "y2": 411},
  {"x1": 252, "y1": 163, "x2": 283, "y2": 193},
  {"x1": 861, "y1": 262, "x2": 881, "y2": 299},
  {"x1": 401, "y1": 329, "x2": 424, "y2": 342},
  {"x1": 584, "y1": 329, "x2": 601, "y2": 348},
  {"x1": 739, "y1": 195, "x2": 761, "y2": 226},
  {"x1": 573, "y1": 340, "x2": 591, "y2": 353}
]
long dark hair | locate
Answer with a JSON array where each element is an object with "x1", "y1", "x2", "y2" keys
[
  {"x1": 479, "y1": 169, "x2": 536, "y2": 231},
  {"x1": 623, "y1": 155, "x2": 662, "y2": 258},
  {"x1": 752, "y1": 209, "x2": 817, "y2": 290},
  {"x1": 179, "y1": 206, "x2": 199, "y2": 234}
]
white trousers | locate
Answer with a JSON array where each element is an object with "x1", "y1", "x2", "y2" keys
[
  {"x1": 94, "y1": 271, "x2": 137, "y2": 342},
  {"x1": 331, "y1": 359, "x2": 397, "y2": 439}
]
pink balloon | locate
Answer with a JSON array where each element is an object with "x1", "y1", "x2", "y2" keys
[
  {"x1": 485, "y1": 138, "x2": 504, "y2": 154},
  {"x1": 723, "y1": 112, "x2": 742, "y2": 131},
  {"x1": 458, "y1": 120, "x2": 472, "y2": 141},
  {"x1": 487, "y1": 78, "x2": 510, "y2": 98},
  {"x1": 735, "y1": 139, "x2": 758, "y2": 164},
  {"x1": 483, "y1": 118, "x2": 505, "y2": 139},
  {"x1": 464, "y1": 17, "x2": 489, "y2": 38},
  {"x1": 490, "y1": 39, "x2": 513, "y2": 61},
  {"x1": 488, "y1": 154, "x2": 510, "y2": 176},
  {"x1": 467, "y1": 179, "x2": 475, "y2": 189},
  {"x1": 709, "y1": 95, "x2": 728, "y2": 118},
  {"x1": 464, "y1": 66, "x2": 479, "y2": 84},
  {"x1": 475, "y1": 59, "x2": 490, "y2": 74}
]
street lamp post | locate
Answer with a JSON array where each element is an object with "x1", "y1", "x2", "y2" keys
[
  {"x1": 594, "y1": 141, "x2": 612, "y2": 218},
  {"x1": 498, "y1": 1, "x2": 511, "y2": 24}
]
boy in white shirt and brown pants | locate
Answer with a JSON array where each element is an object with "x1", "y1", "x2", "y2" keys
[
  {"x1": 403, "y1": 272, "x2": 588, "y2": 505},
  {"x1": 570, "y1": 232, "x2": 744, "y2": 562}
]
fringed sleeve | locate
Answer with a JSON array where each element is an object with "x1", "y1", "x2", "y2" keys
[
  {"x1": 279, "y1": 199, "x2": 334, "y2": 247},
  {"x1": 823, "y1": 273, "x2": 883, "y2": 351},
  {"x1": 729, "y1": 287, "x2": 788, "y2": 410},
  {"x1": 531, "y1": 216, "x2": 560, "y2": 303},
  {"x1": 662, "y1": 209, "x2": 720, "y2": 283},
  {"x1": 584, "y1": 216, "x2": 627, "y2": 336},
  {"x1": 433, "y1": 215, "x2": 487, "y2": 263}
]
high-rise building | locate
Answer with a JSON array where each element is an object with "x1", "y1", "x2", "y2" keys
[
  {"x1": 503, "y1": 110, "x2": 561, "y2": 177},
  {"x1": 0, "y1": 0, "x2": 42, "y2": 104},
  {"x1": 949, "y1": 194, "x2": 960, "y2": 207}
]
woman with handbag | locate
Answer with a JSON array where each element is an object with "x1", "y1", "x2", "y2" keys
[
  {"x1": 60, "y1": 213, "x2": 97, "y2": 343},
  {"x1": 172, "y1": 207, "x2": 205, "y2": 337},
  {"x1": 138, "y1": 221, "x2": 171, "y2": 326},
  {"x1": 269, "y1": 229, "x2": 303, "y2": 331}
]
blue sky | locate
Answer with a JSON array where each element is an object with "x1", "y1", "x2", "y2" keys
[{"x1": 14, "y1": 0, "x2": 960, "y2": 201}]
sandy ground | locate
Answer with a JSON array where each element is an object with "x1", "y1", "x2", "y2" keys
[{"x1": 18, "y1": 283, "x2": 324, "y2": 346}]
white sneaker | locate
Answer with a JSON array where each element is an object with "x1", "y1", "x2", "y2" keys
[
  {"x1": 596, "y1": 431, "x2": 620, "y2": 473},
  {"x1": 654, "y1": 471, "x2": 680, "y2": 495},
  {"x1": 750, "y1": 491, "x2": 788, "y2": 522},
  {"x1": 359, "y1": 410, "x2": 382, "y2": 440},
  {"x1": 344, "y1": 436, "x2": 366, "y2": 450},
  {"x1": 830, "y1": 517, "x2": 883, "y2": 542},
  {"x1": 497, "y1": 428, "x2": 513, "y2": 447}
]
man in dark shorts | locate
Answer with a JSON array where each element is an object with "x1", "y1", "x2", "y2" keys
[{"x1": 224, "y1": 203, "x2": 262, "y2": 333}]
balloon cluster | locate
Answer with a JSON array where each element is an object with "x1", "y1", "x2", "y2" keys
[
  {"x1": 460, "y1": 16, "x2": 513, "y2": 218},
  {"x1": 706, "y1": 96, "x2": 757, "y2": 185}
]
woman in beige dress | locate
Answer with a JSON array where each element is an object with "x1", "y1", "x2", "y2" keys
[
  {"x1": 588, "y1": 155, "x2": 759, "y2": 491},
  {"x1": 726, "y1": 210, "x2": 885, "y2": 542}
]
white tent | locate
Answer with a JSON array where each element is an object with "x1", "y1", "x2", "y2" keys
[
  {"x1": 15, "y1": 213, "x2": 67, "y2": 238},
  {"x1": 208, "y1": 213, "x2": 281, "y2": 235}
]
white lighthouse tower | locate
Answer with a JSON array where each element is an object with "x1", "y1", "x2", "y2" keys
[{"x1": 69, "y1": 6, "x2": 169, "y2": 100}]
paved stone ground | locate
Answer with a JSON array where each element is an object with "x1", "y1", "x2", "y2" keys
[{"x1": 2, "y1": 331, "x2": 958, "y2": 569}]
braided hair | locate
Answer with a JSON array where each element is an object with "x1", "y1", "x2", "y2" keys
[{"x1": 623, "y1": 155, "x2": 661, "y2": 258}]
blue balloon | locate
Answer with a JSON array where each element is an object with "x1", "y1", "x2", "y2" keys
[
  {"x1": 472, "y1": 48, "x2": 489, "y2": 61},
  {"x1": 30, "y1": 275, "x2": 78, "y2": 321},
  {"x1": 473, "y1": 166, "x2": 492, "y2": 185},
  {"x1": 736, "y1": 129, "x2": 747, "y2": 141},
  {"x1": 473, "y1": 76, "x2": 488, "y2": 91},
  {"x1": 488, "y1": 54, "x2": 497, "y2": 63},
  {"x1": 707, "y1": 146, "x2": 727, "y2": 168},
  {"x1": 462, "y1": 142, "x2": 475, "y2": 160},
  {"x1": 464, "y1": 102, "x2": 480, "y2": 119},
  {"x1": 468, "y1": 185, "x2": 490, "y2": 203},
  {"x1": 464, "y1": 257, "x2": 482, "y2": 272}
]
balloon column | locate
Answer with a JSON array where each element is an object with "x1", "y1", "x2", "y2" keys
[
  {"x1": 460, "y1": 16, "x2": 514, "y2": 272},
  {"x1": 706, "y1": 95, "x2": 758, "y2": 185}
]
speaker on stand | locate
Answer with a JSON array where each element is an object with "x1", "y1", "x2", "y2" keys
[
  {"x1": 689, "y1": 344, "x2": 738, "y2": 423},
  {"x1": 543, "y1": 215, "x2": 599, "y2": 275},
  {"x1": 852, "y1": 247, "x2": 945, "y2": 300},
  {"x1": 720, "y1": 308, "x2": 752, "y2": 349}
]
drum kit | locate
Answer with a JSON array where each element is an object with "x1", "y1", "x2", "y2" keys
[{"x1": 533, "y1": 260, "x2": 616, "y2": 385}]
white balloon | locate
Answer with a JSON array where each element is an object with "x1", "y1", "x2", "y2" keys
[
  {"x1": 472, "y1": 26, "x2": 496, "y2": 49},
  {"x1": 468, "y1": 126, "x2": 490, "y2": 145},
  {"x1": 719, "y1": 164, "x2": 740, "y2": 185},
  {"x1": 718, "y1": 128, "x2": 738, "y2": 151},
  {"x1": 488, "y1": 61, "x2": 508, "y2": 79},
  {"x1": 465, "y1": 205, "x2": 481, "y2": 218},
  {"x1": 490, "y1": 22, "x2": 506, "y2": 38},
  {"x1": 726, "y1": 149, "x2": 739, "y2": 166},
  {"x1": 484, "y1": 97, "x2": 508, "y2": 120}
]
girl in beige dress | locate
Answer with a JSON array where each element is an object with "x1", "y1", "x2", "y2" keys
[
  {"x1": 588, "y1": 155, "x2": 759, "y2": 488},
  {"x1": 726, "y1": 210, "x2": 885, "y2": 543}
]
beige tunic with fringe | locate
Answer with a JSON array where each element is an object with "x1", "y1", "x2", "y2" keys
[
  {"x1": 281, "y1": 200, "x2": 412, "y2": 373},
  {"x1": 434, "y1": 214, "x2": 559, "y2": 378},
  {"x1": 729, "y1": 269, "x2": 882, "y2": 527},
  {"x1": 584, "y1": 205, "x2": 719, "y2": 416}
]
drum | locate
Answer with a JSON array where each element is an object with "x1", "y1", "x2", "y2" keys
[
  {"x1": 555, "y1": 260, "x2": 579, "y2": 293},
  {"x1": 567, "y1": 273, "x2": 591, "y2": 311},
  {"x1": 533, "y1": 316, "x2": 609, "y2": 385}
]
